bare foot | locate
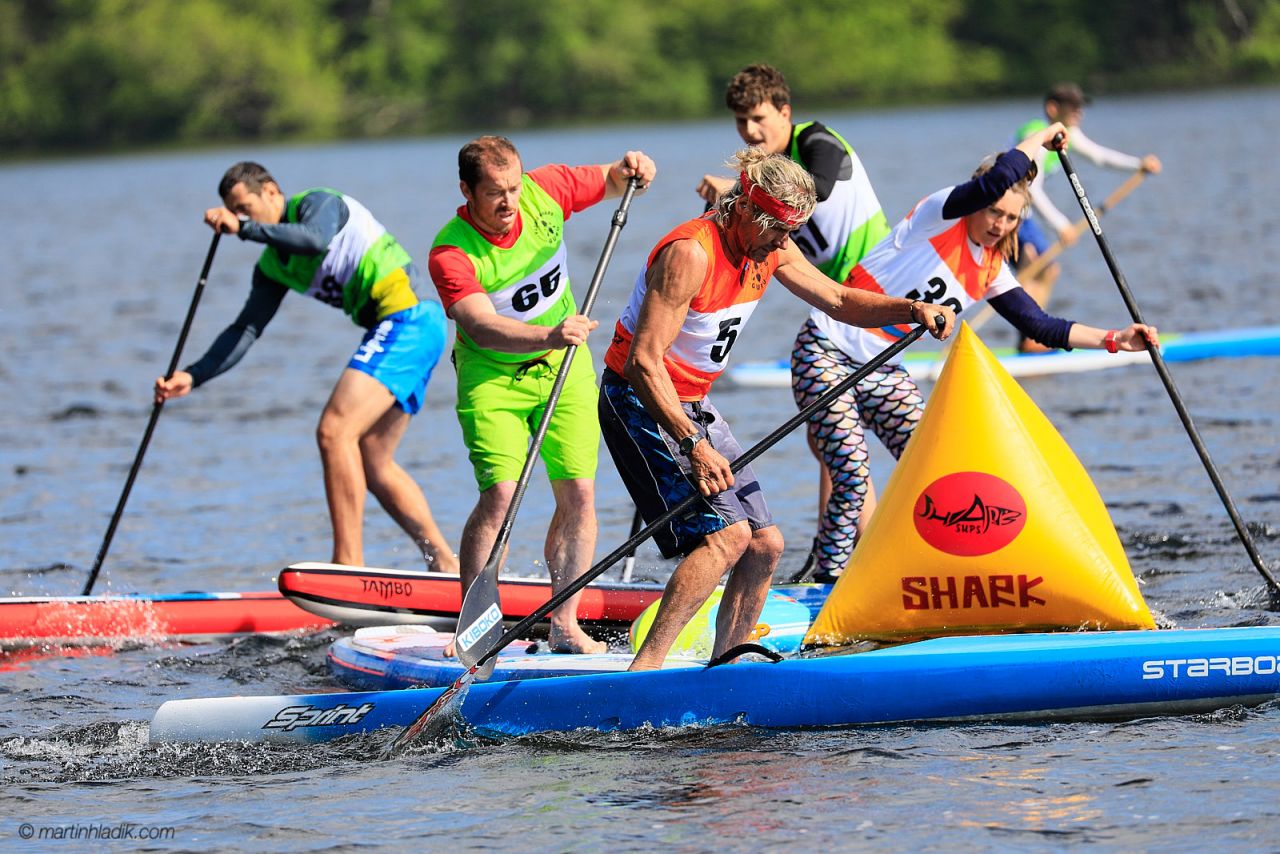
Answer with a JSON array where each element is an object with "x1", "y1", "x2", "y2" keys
[
  {"x1": 442, "y1": 639, "x2": 457, "y2": 658},
  {"x1": 548, "y1": 626, "x2": 608, "y2": 654}
]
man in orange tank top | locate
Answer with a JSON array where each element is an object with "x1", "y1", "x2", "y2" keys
[{"x1": 599, "y1": 148, "x2": 956, "y2": 670}]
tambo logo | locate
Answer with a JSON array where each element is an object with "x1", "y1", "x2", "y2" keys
[{"x1": 913, "y1": 472, "x2": 1026, "y2": 556}]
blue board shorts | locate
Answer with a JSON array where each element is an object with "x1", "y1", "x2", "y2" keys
[
  {"x1": 1015, "y1": 215, "x2": 1053, "y2": 262},
  {"x1": 598, "y1": 368, "x2": 774, "y2": 559},
  {"x1": 347, "y1": 300, "x2": 447, "y2": 415}
]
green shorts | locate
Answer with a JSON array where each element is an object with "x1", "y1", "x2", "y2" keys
[{"x1": 454, "y1": 345, "x2": 601, "y2": 491}]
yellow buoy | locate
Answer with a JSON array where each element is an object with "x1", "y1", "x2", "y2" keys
[{"x1": 806, "y1": 323, "x2": 1154, "y2": 645}]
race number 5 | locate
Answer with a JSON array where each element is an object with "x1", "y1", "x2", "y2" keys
[{"x1": 710, "y1": 317, "x2": 742, "y2": 363}]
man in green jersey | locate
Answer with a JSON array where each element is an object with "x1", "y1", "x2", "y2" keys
[
  {"x1": 429, "y1": 136, "x2": 656, "y2": 653},
  {"x1": 156, "y1": 162, "x2": 457, "y2": 573}
]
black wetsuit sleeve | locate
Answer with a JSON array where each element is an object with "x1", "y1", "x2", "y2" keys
[
  {"x1": 794, "y1": 122, "x2": 851, "y2": 203},
  {"x1": 238, "y1": 191, "x2": 347, "y2": 255},
  {"x1": 941, "y1": 150, "x2": 1033, "y2": 220},
  {"x1": 987, "y1": 287, "x2": 1075, "y2": 350},
  {"x1": 184, "y1": 269, "x2": 287, "y2": 386}
]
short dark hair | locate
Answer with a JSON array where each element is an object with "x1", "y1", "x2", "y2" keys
[
  {"x1": 218, "y1": 162, "x2": 276, "y2": 199},
  {"x1": 1045, "y1": 82, "x2": 1090, "y2": 110},
  {"x1": 725, "y1": 64, "x2": 791, "y2": 113},
  {"x1": 458, "y1": 136, "x2": 521, "y2": 189}
]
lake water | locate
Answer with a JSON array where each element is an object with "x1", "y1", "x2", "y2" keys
[{"x1": 2, "y1": 87, "x2": 1278, "y2": 851}]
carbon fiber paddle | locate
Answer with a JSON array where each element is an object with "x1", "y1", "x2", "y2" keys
[
  {"x1": 83, "y1": 230, "x2": 222, "y2": 595},
  {"x1": 1054, "y1": 135, "x2": 1279, "y2": 599}
]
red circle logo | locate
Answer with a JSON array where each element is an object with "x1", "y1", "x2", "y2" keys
[{"x1": 913, "y1": 472, "x2": 1027, "y2": 556}]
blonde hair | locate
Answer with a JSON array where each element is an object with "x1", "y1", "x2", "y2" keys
[
  {"x1": 713, "y1": 147, "x2": 816, "y2": 231},
  {"x1": 970, "y1": 153, "x2": 1037, "y2": 261}
]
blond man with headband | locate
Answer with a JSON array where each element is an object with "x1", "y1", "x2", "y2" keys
[
  {"x1": 599, "y1": 148, "x2": 956, "y2": 670},
  {"x1": 791, "y1": 122, "x2": 1160, "y2": 583}
]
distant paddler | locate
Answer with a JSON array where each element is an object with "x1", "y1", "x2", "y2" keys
[
  {"x1": 792, "y1": 122, "x2": 1159, "y2": 583},
  {"x1": 696, "y1": 63, "x2": 895, "y2": 582},
  {"x1": 428, "y1": 136, "x2": 656, "y2": 654},
  {"x1": 599, "y1": 147, "x2": 955, "y2": 670},
  {"x1": 1012, "y1": 82, "x2": 1161, "y2": 351},
  {"x1": 154, "y1": 162, "x2": 458, "y2": 573}
]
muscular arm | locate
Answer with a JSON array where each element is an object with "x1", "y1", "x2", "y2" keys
[
  {"x1": 772, "y1": 241, "x2": 952, "y2": 334},
  {"x1": 621, "y1": 240, "x2": 706, "y2": 444},
  {"x1": 238, "y1": 191, "x2": 346, "y2": 254},
  {"x1": 184, "y1": 269, "x2": 287, "y2": 386}
]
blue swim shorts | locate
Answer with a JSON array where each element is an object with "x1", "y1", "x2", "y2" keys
[
  {"x1": 598, "y1": 368, "x2": 774, "y2": 559},
  {"x1": 347, "y1": 299, "x2": 447, "y2": 415}
]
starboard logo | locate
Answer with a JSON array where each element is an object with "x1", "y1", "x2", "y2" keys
[
  {"x1": 913, "y1": 472, "x2": 1026, "y2": 556},
  {"x1": 263, "y1": 702, "x2": 375, "y2": 731}
]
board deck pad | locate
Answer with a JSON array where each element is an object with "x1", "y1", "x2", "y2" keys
[{"x1": 328, "y1": 625, "x2": 704, "y2": 690}]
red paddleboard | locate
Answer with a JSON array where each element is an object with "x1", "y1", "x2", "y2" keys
[
  {"x1": 278, "y1": 562, "x2": 665, "y2": 628},
  {"x1": 0, "y1": 590, "x2": 335, "y2": 647}
]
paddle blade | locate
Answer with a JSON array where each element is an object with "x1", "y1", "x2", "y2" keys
[
  {"x1": 454, "y1": 565, "x2": 503, "y2": 679},
  {"x1": 381, "y1": 669, "x2": 476, "y2": 759}
]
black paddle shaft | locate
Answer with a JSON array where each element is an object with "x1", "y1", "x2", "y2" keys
[
  {"x1": 1055, "y1": 139, "x2": 1279, "y2": 595},
  {"x1": 82, "y1": 231, "x2": 222, "y2": 596}
]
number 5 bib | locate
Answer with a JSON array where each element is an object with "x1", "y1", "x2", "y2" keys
[{"x1": 605, "y1": 216, "x2": 781, "y2": 401}]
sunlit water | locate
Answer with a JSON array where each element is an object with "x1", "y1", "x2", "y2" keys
[{"x1": 2, "y1": 87, "x2": 1278, "y2": 850}]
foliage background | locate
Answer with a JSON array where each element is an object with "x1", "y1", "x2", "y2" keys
[{"x1": 3, "y1": 0, "x2": 1277, "y2": 153}]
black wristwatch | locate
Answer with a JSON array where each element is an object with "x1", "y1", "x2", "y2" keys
[{"x1": 678, "y1": 433, "x2": 704, "y2": 456}]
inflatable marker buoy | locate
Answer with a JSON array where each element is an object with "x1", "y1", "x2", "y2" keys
[{"x1": 807, "y1": 323, "x2": 1154, "y2": 646}]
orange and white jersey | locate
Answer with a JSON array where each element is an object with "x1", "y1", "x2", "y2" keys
[
  {"x1": 604, "y1": 216, "x2": 779, "y2": 401},
  {"x1": 811, "y1": 186, "x2": 1021, "y2": 364}
]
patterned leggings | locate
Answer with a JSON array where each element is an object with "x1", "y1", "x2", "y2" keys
[{"x1": 789, "y1": 318, "x2": 924, "y2": 578}]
